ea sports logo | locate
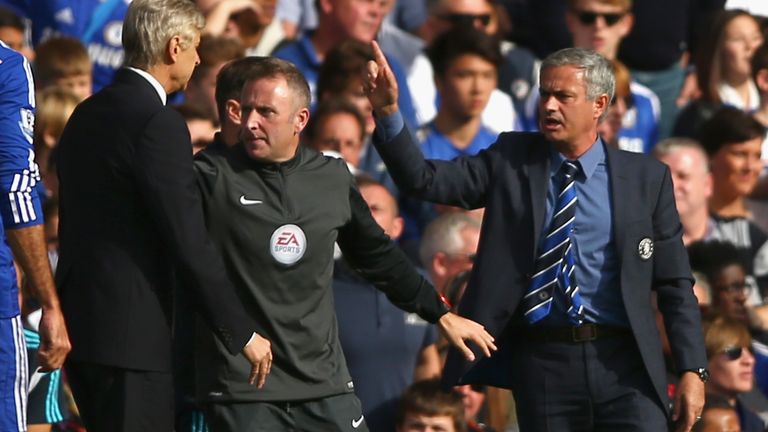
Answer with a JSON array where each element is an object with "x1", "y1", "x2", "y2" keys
[{"x1": 270, "y1": 224, "x2": 306, "y2": 265}]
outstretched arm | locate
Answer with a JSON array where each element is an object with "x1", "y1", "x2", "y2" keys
[{"x1": 338, "y1": 179, "x2": 496, "y2": 361}]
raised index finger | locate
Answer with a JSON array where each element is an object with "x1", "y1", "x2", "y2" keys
[{"x1": 371, "y1": 40, "x2": 388, "y2": 69}]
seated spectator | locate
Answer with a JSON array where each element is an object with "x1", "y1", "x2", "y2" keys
[
  {"x1": 419, "y1": 212, "x2": 481, "y2": 292},
  {"x1": 184, "y1": 35, "x2": 244, "y2": 123},
  {"x1": 197, "y1": 0, "x2": 284, "y2": 56},
  {"x1": 33, "y1": 36, "x2": 92, "y2": 101},
  {"x1": 696, "y1": 107, "x2": 768, "y2": 299},
  {"x1": 693, "y1": 393, "x2": 742, "y2": 432},
  {"x1": 404, "y1": 25, "x2": 501, "y2": 250},
  {"x1": 703, "y1": 316, "x2": 765, "y2": 432},
  {"x1": 334, "y1": 176, "x2": 440, "y2": 432},
  {"x1": 408, "y1": 0, "x2": 521, "y2": 134},
  {"x1": 303, "y1": 98, "x2": 365, "y2": 170},
  {"x1": 674, "y1": 9, "x2": 764, "y2": 138},
  {"x1": 653, "y1": 138, "x2": 713, "y2": 246},
  {"x1": 689, "y1": 241, "x2": 753, "y2": 325},
  {"x1": 418, "y1": 27, "x2": 501, "y2": 160},
  {"x1": 396, "y1": 379, "x2": 466, "y2": 432},
  {"x1": 272, "y1": 0, "x2": 420, "y2": 128},
  {"x1": 316, "y1": 40, "x2": 395, "y2": 196}
]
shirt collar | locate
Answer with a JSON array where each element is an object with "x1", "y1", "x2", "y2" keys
[
  {"x1": 126, "y1": 67, "x2": 167, "y2": 105},
  {"x1": 549, "y1": 136, "x2": 604, "y2": 180}
]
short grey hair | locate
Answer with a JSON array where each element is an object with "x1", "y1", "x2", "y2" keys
[
  {"x1": 541, "y1": 48, "x2": 615, "y2": 121},
  {"x1": 652, "y1": 137, "x2": 710, "y2": 173},
  {"x1": 123, "y1": 0, "x2": 205, "y2": 69},
  {"x1": 419, "y1": 212, "x2": 481, "y2": 267}
]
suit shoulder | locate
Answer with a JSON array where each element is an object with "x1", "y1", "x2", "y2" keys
[
  {"x1": 194, "y1": 143, "x2": 228, "y2": 172},
  {"x1": 490, "y1": 131, "x2": 546, "y2": 155},
  {"x1": 495, "y1": 131, "x2": 545, "y2": 145},
  {"x1": 301, "y1": 147, "x2": 349, "y2": 171},
  {"x1": 610, "y1": 148, "x2": 669, "y2": 189}
]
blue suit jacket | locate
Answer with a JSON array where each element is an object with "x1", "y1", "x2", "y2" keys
[{"x1": 372, "y1": 126, "x2": 707, "y2": 413}]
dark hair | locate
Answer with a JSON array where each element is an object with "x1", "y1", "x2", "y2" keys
[
  {"x1": 396, "y1": 379, "x2": 466, "y2": 432},
  {"x1": 687, "y1": 240, "x2": 748, "y2": 288},
  {"x1": 172, "y1": 103, "x2": 217, "y2": 123},
  {"x1": 695, "y1": 106, "x2": 766, "y2": 156},
  {"x1": 215, "y1": 56, "x2": 264, "y2": 121},
  {"x1": 190, "y1": 35, "x2": 244, "y2": 86},
  {"x1": 316, "y1": 40, "x2": 373, "y2": 100},
  {"x1": 752, "y1": 42, "x2": 768, "y2": 83},
  {"x1": 692, "y1": 394, "x2": 737, "y2": 432},
  {"x1": 0, "y1": 6, "x2": 24, "y2": 31},
  {"x1": 305, "y1": 98, "x2": 366, "y2": 143},
  {"x1": 695, "y1": 9, "x2": 759, "y2": 103},
  {"x1": 426, "y1": 27, "x2": 502, "y2": 78}
]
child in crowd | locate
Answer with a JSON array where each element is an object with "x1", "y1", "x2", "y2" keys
[
  {"x1": 396, "y1": 379, "x2": 467, "y2": 432},
  {"x1": 33, "y1": 37, "x2": 92, "y2": 101}
]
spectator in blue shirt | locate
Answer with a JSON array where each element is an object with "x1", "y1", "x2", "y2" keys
[
  {"x1": 418, "y1": 27, "x2": 501, "y2": 160},
  {"x1": 272, "y1": 0, "x2": 419, "y2": 128}
]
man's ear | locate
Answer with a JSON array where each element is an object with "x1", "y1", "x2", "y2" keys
[
  {"x1": 318, "y1": 0, "x2": 333, "y2": 14},
  {"x1": 618, "y1": 13, "x2": 634, "y2": 38},
  {"x1": 391, "y1": 216, "x2": 404, "y2": 240},
  {"x1": 594, "y1": 93, "x2": 609, "y2": 120},
  {"x1": 167, "y1": 35, "x2": 182, "y2": 64},
  {"x1": 226, "y1": 99, "x2": 241, "y2": 125},
  {"x1": 756, "y1": 69, "x2": 768, "y2": 93},
  {"x1": 294, "y1": 107, "x2": 310, "y2": 135}
]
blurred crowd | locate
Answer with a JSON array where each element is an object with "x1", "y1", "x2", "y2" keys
[{"x1": 6, "y1": 0, "x2": 768, "y2": 430}]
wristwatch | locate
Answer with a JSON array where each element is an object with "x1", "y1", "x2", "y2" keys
[{"x1": 682, "y1": 367, "x2": 710, "y2": 383}]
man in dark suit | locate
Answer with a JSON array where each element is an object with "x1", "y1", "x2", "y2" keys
[
  {"x1": 365, "y1": 43, "x2": 708, "y2": 431},
  {"x1": 55, "y1": 1, "x2": 271, "y2": 430}
]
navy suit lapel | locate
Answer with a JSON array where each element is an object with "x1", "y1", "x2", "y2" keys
[
  {"x1": 606, "y1": 145, "x2": 629, "y2": 265},
  {"x1": 523, "y1": 135, "x2": 550, "y2": 257}
]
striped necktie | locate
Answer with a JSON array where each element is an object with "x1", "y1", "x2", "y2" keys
[{"x1": 522, "y1": 160, "x2": 585, "y2": 324}]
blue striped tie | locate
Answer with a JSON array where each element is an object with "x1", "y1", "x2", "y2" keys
[{"x1": 522, "y1": 160, "x2": 585, "y2": 324}]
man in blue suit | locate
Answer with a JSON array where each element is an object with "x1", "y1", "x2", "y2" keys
[{"x1": 364, "y1": 43, "x2": 708, "y2": 432}]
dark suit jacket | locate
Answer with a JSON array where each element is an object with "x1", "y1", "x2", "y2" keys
[
  {"x1": 56, "y1": 69, "x2": 254, "y2": 371},
  {"x1": 372, "y1": 126, "x2": 707, "y2": 412}
]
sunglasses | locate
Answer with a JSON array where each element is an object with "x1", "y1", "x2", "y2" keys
[
  {"x1": 721, "y1": 345, "x2": 752, "y2": 361},
  {"x1": 438, "y1": 13, "x2": 492, "y2": 28},
  {"x1": 574, "y1": 11, "x2": 625, "y2": 26}
]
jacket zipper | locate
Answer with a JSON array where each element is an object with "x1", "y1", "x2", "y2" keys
[{"x1": 277, "y1": 164, "x2": 294, "y2": 219}]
